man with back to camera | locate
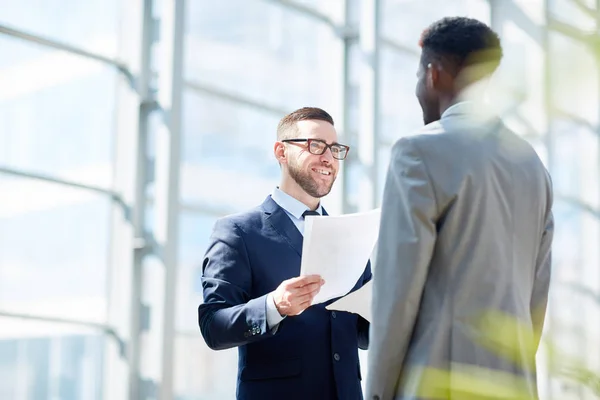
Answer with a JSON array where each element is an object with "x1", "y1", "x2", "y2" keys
[
  {"x1": 366, "y1": 17, "x2": 554, "y2": 400},
  {"x1": 198, "y1": 107, "x2": 371, "y2": 400}
]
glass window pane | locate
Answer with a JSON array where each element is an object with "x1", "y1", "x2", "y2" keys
[
  {"x1": 0, "y1": 177, "x2": 110, "y2": 323},
  {"x1": 0, "y1": 317, "x2": 104, "y2": 400},
  {"x1": 181, "y1": 91, "x2": 282, "y2": 211},
  {"x1": 379, "y1": 49, "x2": 422, "y2": 144},
  {"x1": 550, "y1": 32, "x2": 599, "y2": 126},
  {"x1": 0, "y1": 0, "x2": 120, "y2": 57},
  {"x1": 185, "y1": 0, "x2": 343, "y2": 113},
  {"x1": 286, "y1": 0, "x2": 344, "y2": 19},
  {"x1": 174, "y1": 335, "x2": 237, "y2": 400},
  {"x1": 0, "y1": 36, "x2": 117, "y2": 189},
  {"x1": 177, "y1": 211, "x2": 219, "y2": 333},
  {"x1": 492, "y1": 18, "x2": 546, "y2": 137},
  {"x1": 553, "y1": 201, "x2": 584, "y2": 281},
  {"x1": 552, "y1": 120, "x2": 598, "y2": 201},
  {"x1": 549, "y1": 0, "x2": 596, "y2": 31},
  {"x1": 176, "y1": 212, "x2": 236, "y2": 399},
  {"x1": 381, "y1": 0, "x2": 490, "y2": 49}
]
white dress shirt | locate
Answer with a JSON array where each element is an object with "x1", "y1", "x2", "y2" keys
[{"x1": 265, "y1": 187, "x2": 323, "y2": 329}]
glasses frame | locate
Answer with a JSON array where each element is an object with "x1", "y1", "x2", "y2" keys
[{"x1": 281, "y1": 138, "x2": 350, "y2": 160}]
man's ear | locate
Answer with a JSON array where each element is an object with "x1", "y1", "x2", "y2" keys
[
  {"x1": 274, "y1": 141, "x2": 287, "y2": 164},
  {"x1": 427, "y1": 62, "x2": 441, "y2": 90}
]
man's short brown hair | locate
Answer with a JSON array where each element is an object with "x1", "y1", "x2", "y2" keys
[{"x1": 277, "y1": 107, "x2": 334, "y2": 141}]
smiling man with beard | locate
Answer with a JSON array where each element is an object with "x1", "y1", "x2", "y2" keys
[{"x1": 198, "y1": 107, "x2": 372, "y2": 400}]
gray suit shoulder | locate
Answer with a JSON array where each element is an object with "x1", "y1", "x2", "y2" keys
[{"x1": 389, "y1": 121, "x2": 445, "y2": 153}]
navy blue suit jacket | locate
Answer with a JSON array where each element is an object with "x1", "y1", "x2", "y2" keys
[{"x1": 198, "y1": 196, "x2": 372, "y2": 400}]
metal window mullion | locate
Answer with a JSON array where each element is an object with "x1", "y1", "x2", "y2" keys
[
  {"x1": 341, "y1": 0, "x2": 354, "y2": 214},
  {"x1": 380, "y1": 36, "x2": 419, "y2": 57},
  {"x1": 0, "y1": 165, "x2": 130, "y2": 218},
  {"x1": 358, "y1": 0, "x2": 381, "y2": 209},
  {"x1": 155, "y1": 1, "x2": 185, "y2": 399},
  {"x1": 0, "y1": 24, "x2": 136, "y2": 87},
  {"x1": 0, "y1": 310, "x2": 126, "y2": 355},
  {"x1": 128, "y1": 0, "x2": 156, "y2": 399},
  {"x1": 184, "y1": 81, "x2": 289, "y2": 116},
  {"x1": 264, "y1": 0, "x2": 337, "y2": 29}
]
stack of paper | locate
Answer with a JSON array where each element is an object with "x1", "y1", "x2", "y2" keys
[
  {"x1": 299, "y1": 208, "x2": 380, "y2": 306},
  {"x1": 326, "y1": 281, "x2": 372, "y2": 322}
]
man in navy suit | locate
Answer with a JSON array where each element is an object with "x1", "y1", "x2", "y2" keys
[{"x1": 198, "y1": 107, "x2": 371, "y2": 399}]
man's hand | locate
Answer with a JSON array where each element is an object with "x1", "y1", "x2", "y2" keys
[{"x1": 272, "y1": 275, "x2": 325, "y2": 316}]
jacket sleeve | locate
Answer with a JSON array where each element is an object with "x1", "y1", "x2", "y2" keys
[
  {"x1": 531, "y1": 176, "x2": 554, "y2": 350},
  {"x1": 366, "y1": 137, "x2": 438, "y2": 399},
  {"x1": 198, "y1": 217, "x2": 275, "y2": 350}
]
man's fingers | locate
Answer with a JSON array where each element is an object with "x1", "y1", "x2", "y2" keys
[
  {"x1": 296, "y1": 298, "x2": 313, "y2": 311},
  {"x1": 286, "y1": 274, "x2": 323, "y2": 288},
  {"x1": 295, "y1": 282, "x2": 322, "y2": 295},
  {"x1": 293, "y1": 288, "x2": 318, "y2": 303}
]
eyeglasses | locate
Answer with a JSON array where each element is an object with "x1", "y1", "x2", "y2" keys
[{"x1": 281, "y1": 138, "x2": 350, "y2": 160}]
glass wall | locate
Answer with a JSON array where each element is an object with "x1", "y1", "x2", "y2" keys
[
  {"x1": 1, "y1": 0, "x2": 599, "y2": 399},
  {"x1": 0, "y1": 0, "x2": 122, "y2": 398}
]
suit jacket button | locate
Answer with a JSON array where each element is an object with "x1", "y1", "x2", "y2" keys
[
  {"x1": 333, "y1": 353, "x2": 340, "y2": 361},
  {"x1": 331, "y1": 311, "x2": 337, "y2": 319}
]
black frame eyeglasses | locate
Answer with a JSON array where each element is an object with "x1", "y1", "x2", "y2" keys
[{"x1": 281, "y1": 138, "x2": 350, "y2": 160}]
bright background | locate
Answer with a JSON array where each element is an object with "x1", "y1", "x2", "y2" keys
[{"x1": 0, "y1": 0, "x2": 599, "y2": 399}]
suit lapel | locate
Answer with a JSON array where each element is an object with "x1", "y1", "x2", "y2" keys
[{"x1": 262, "y1": 196, "x2": 304, "y2": 256}]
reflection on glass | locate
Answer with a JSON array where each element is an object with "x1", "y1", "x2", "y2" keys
[
  {"x1": 493, "y1": 19, "x2": 545, "y2": 135},
  {"x1": 0, "y1": 177, "x2": 110, "y2": 323},
  {"x1": 181, "y1": 91, "x2": 282, "y2": 211},
  {"x1": 176, "y1": 212, "x2": 237, "y2": 399},
  {"x1": 549, "y1": 0, "x2": 597, "y2": 31},
  {"x1": 0, "y1": 318, "x2": 104, "y2": 400},
  {"x1": 185, "y1": 0, "x2": 342, "y2": 112},
  {"x1": 0, "y1": 0, "x2": 120, "y2": 57},
  {"x1": 0, "y1": 37, "x2": 117, "y2": 189},
  {"x1": 550, "y1": 32, "x2": 599, "y2": 126},
  {"x1": 379, "y1": 48, "x2": 423, "y2": 142},
  {"x1": 177, "y1": 212, "x2": 219, "y2": 333},
  {"x1": 174, "y1": 335, "x2": 237, "y2": 400},
  {"x1": 381, "y1": 0, "x2": 490, "y2": 48}
]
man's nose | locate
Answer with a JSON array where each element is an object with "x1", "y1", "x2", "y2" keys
[{"x1": 320, "y1": 148, "x2": 334, "y2": 163}]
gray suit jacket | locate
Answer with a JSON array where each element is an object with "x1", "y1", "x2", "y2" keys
[{"x1": 366, "y1": 102, "x2": 554, "y2": 400}]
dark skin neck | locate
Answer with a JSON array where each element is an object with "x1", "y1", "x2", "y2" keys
[
  {"x1": 438, "y1": 70, "x2": 485, "y2": 117},
  {"x1": 438, "y1": 95, "x2": 459, "y2": 118}
]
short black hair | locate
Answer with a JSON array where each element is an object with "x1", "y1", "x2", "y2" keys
[
  {"x1": 277, "y1": 107, "x2": 334, "y2": 140},
  {"x1": 419, "y1": 17, "x2": 502, "y2": 75}
]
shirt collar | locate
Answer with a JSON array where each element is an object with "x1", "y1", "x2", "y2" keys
[
  {"x1": 441, "y1": 101, "x2": 473, "y2": 120},
  {"x1": 271, "y1": 187, "x2": 322, "y2": 219},
  {"x1": 441, "y1": 78, "x2": 493, "y2": 120}
]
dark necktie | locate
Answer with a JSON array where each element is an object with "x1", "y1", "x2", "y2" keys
[{"x1": 302, "y1": 210, "x2": 320, "y2": 219}]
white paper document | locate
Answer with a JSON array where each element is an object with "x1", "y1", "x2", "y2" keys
[
  {"x1": 300, "y1": 208, "x2": 380, "y2": 305},
  {"x1": 326, "y1": 281, "x2": 372, "y2": 322}
]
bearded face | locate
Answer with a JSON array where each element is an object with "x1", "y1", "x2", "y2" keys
[
  {"x1": 277, "y1": 119, "x2": 341, "y2": 200},
  {"x1": 286, "y1": 152, "x2": 336, "y2": 198}
]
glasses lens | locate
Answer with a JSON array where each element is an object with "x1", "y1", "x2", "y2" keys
[
  {"x1": 308, "y1": 140, "x2": 327, "y2": 155},
  {"x1": 331, "y1": 145, "x2": 348, "y2": 160}
]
